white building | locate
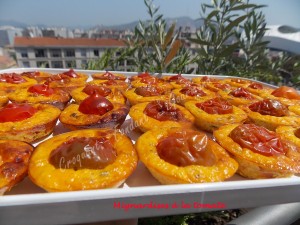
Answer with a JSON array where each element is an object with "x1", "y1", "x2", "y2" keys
[
  {"x1": 0, "y1": 26, "x2": 23, "y2": 47},
  {"x1": 264, "y1": 25, "x2": 300, "y2": 55},
  {"x1": 14, "y1": 37, "x2": 126, "y2": 69}
]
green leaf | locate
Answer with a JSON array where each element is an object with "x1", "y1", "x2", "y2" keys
[
  {"x1": 218, "y1": 43, "x2": 239, "y2": 58},
  {"x1": 155, "y1": 14, "x2": 163, "y2": 23},
  {"x1": 224, "y1": 15, "x2": 248, "y2": 33},
  {"x1": 231, "y1": 4, "x2": 257, "y2": 11},
  {"x1": 206, "y1": 10, "x2": 219, "y2": 21},
  {"x1": 188, "y1": 38, "x2": 210, "y2": 46}
]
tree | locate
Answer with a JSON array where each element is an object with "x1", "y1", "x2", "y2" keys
[{"x1": 190, "y1": 0, "x2": 269, "y2": 76}]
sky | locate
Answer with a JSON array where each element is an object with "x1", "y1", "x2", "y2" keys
[{"x1": 0, "y1": 0, "x2": 299, "y2": 28}]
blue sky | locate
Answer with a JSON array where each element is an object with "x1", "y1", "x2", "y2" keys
[{"x1": 0, "y1": 0, "x2": 299, "y2": 28}]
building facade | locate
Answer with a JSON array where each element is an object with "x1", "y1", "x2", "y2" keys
[{"x1": 14, "y1": 37, "x2": 126, "y2": 69}]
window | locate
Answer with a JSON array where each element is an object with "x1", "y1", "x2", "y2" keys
[
  {"x1": 50, "y1": 49, "x2": 61, "y2": 57},
  {"x1": 36, "y1": 61, "x2": 49, "y2": 68},
  {"x1": 66, "y1": 60, "x2": 76, "y2": 68},
  {"x1": 21, "y1": 51, "x2": 28, "y2": 58},
  {"x1": 35, "y1": 49, "x2": 46, "y2": 58},
  {"x1": 94, "y1": 49, "x2": 99, "y2": 57},
  {"x1": 81, "y1": 49, "x2": 86, "y2": 57},
  {"x1": 65, "y1": 49, "x2": 75, "y2": 57},
  {"x1": 51, "y1": 61, "x2": 63, "y2": 68},
  {"x1": 22, "y1": 61, "x2": 30, "y2": 67}
]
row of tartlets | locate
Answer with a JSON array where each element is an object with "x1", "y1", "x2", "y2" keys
[{"x1": 1, "y1": 70, "x2": 300, "y2": 194}]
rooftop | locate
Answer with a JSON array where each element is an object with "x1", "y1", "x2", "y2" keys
[{"x1": 14, "y1": 37, "x2": 126, "y2": 47}]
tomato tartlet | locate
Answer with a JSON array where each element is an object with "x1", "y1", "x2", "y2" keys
[
  {"x1": 46, "y1": 69, "x2": 88, "y2": 93},
  {"x1": 259, "y1": 86, "x2": 300, "y2": 106},
  {"x1": 124, "y1": 86, "x2": 171, "y2": 106},
  {"x1": 185, "y1": 97, "x2": 247, "y2": 132},
  {"x1": 240, "y1": 99, "x2": 300, "y2": 131},
  {"x1": 129, "y1": 100, "x2": 195, "y2": 132},
  {"x1": 0, "y1": 73, "x2": 37, "y2": 93},
  {"x1": 136, "y1": 127, "x2": 238, "y2": 184},
  {"x1": 21, "y1": 71, "x2": 52, "y2": 83},
  {"x1": 218, "y1": 87, "x2": 262, "y2": 106},
  {"x1": 214, "y1": 123, "x2": 300, "y2": 179},
  {"x1": 71, "y1": 84, "x2": 126, "y2": 104},
  {"x1": 0, "y1": 103, "x2": 60, "y2": 143},
  {"x1": 0, "y1": 140, "x2": 34, "y2": 195},
  {"x1": 172, "y1": 86, "x2": 215, "y2": 105},
  {"x1": 29, "y1": 129, "x2": 138, "y2": 192},
  {"x1": 59, "y1": 92, "x2": 129, "y2": 130},
  {"x1": 91, "y1": 71, "x2": 127, "y2": 80},
  {"x1": 9, "y1": 82, "x2": 71, "y2": 110},
  {"x1": 88, "y1": 79, "x2": 129, "y2": 92}
]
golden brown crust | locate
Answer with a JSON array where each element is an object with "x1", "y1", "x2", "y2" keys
[
  {"x1": 47, "y1": 76, "x2": 87, "y2": 93},
  {"x1": 21, "y1": 71, "x2": 52, "y2": 83},
  {"x1": 9, "y1": 87, "x2": 71, "y2": 110},
  {"x1": 0, "y1": 104, "x2": 61, "y2": 143},
  {"x1": 28, "y1": 129, "x2": 138, "y2": 192},
  {"x1": 124, "y1": 87, "x2": 171, "y2": 105},
  {"x1": 136, "y1": 127, "x2": 238, "y2": 184},
  {"x1": 276, "y1": 126, "x2": 300, "y2": 165},
  {"x1": 221, "y1": 78, "x2": 252, "y2": 88},
  {"x1": 59, "y1": 103, "x2": 129, "y2": 130},
  {"x1": 91, "y1": 72, "x2": 127, "y2": 80},
  {"x1": 172, "y1": 87, "x2": 215, "y2": 105},
  {"x1": 214, "y1": 124, "x2": 300, "y2": 179},
  {"x1": 185, "y1": 100, "x2": 247, "y2": 132},
  {"x1": 129, "y1": 101, "x2": 195, "y2": 132},
  {"x1": 71, "y1": 86, "x2": 126, "y2": 104},
  {"x1": 88, "y1": 79, "x2": 129, "y2": 92},
  {"x1": 240, "y1": 104, "x2": 300, "y2": 131},
  {"x1": 218, "y1": 88, "x2": 262, "y2": 106},
  {"x1": 130, "y1": 78, "x2": 173, "y2": 89},
  {"x1": 0, "y1": 91, "x2": 8, "y2": 107},
  {"x1": 0, "y1": 76, "x2": 37, "y2": 93},
  {"x1": 0, "y1": 140, "x2": 34, "y2": 194}
]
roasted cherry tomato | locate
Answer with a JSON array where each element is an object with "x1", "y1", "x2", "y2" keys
[
  {"x1": 144, "y1": 101, "x2": 184, "y2": 121},
  {"x1": 134, "y1": 86, "x2": 163, "y2": 97},
  {"x1": 212, "y1": 82, "x2": 232, "y2": 91},
  {"x1": 196, "y1": 98, "x2": 233, "y2": 114},
  {"x1": 229, "y1": 87, "x2": 254, "y2": 99},
  {"x1": 28, "y1": 83, "x2": 54, "y2": 96},
  {"x1": 78, "y1": 92, "x2": 113, "y2": 115},
  {"x1": 248, "y1": 99, "x2": 289, "y2": 117},
  {"x1": 229, "y1": 123, "x2": 288, "y2": 156},
  {"x1": 49, "y1": 137, "x2": 116, "y2": 170},
  {"x1": 248, "y1": 82, "x2": 263, "y2": 89},
  {"x1": 82, "y1": 85, "x2": 111, "y2": 97},
  {"x1": 200, "y1": 76, "x2": 218, "y2": 82},
  {"x1": 168, "y1": 74, "x2": 184, "y2": 81},
  {"x1": 157, "y1": 130, "x2": 216, "y2": 167},
  {"x1": 21, "y1": 71, "x2": 41, "y2": 79},
  {"x1": 0, "y1": 73, "x2": 26, "y2": 84},
  {"x1": 0, "y1": 103, "x2": 37, "y2": 122},
  {"x1": 62, "y1": 69, "x2": 79, "y2": 78},
  {"x1": 180, "y1": 87, "x2": 207, "y2": 97},
  {"x1": 271, "y1": 86, "x2": 300, "y2": 100},
  {"x1": 98, "y1": 71, "x2": 117, "y2": 80}
]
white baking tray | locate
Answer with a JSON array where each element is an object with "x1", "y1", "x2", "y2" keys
[{"x1": 0, "y1": 68, "x2": 299, "y2": 225}]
